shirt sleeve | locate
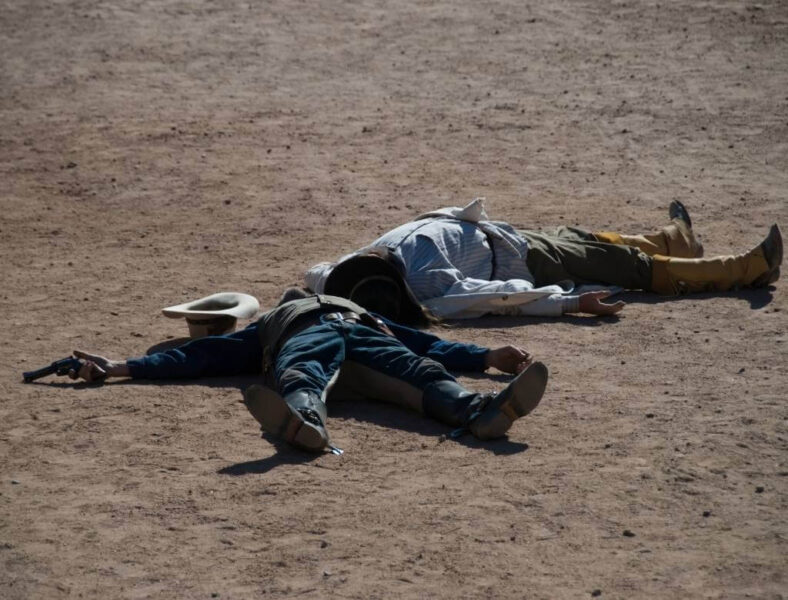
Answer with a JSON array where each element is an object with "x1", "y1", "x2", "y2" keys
[
  {"x1": 304, "y1": 262, "x2": 334, "y2": 293},
  {"x1": 377, "y1": 315, "x2": 488, "y2": 372},
  {"x1": 126, "y1": 324, "x2": 263, "y2": 379},
  {"x1": 421, "y1": 273, "x2": 574, "y2": 318},
  {"x1": 444, "y1": 277, "x2": 565, "y2": 310}
]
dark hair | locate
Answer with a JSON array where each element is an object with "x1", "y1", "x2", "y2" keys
[
  {"x1": 277, "y1": 287, "x2": 311, "y2": 306},
  {"x1": 349, "y1": 277, "x2": 402, "y2": 319},
  {"x1": 323, "y1": 248, "x2": 439, "y2": 327}
]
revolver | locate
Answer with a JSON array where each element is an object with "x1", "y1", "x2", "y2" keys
[{"x1": 23, "y1": 357, "x2": 84, "y2": 383}]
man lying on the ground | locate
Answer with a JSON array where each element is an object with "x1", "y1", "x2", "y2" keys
[
  {"x1": 68, "y1": 292, "x2": 548, "y2": 454},
  {"x1": 305, "y1": 199, "x2": 782, "y2": 323}
]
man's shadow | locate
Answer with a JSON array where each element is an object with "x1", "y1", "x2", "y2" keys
[
  {"x1": 219, "y1": 394, "x2": 532, "y2": 476},
  {"x1": 619, "y1": 286, "x2": 774, "y2": 310},
  {"x1": 446, "y1": 313, "x2": 621, "y2": 329},
  {"x1": 41, "y1": 374, "x2": 259, "y2": 392},
  {"x1": 218, "y1": 444, "x2": 324, "y2": 475},
  {"x1": 446, "y1": 286, "x2": 775, "y2": 329},
  {"x1": 30, "y1": 358, "x2": 530, "y2": 474}
]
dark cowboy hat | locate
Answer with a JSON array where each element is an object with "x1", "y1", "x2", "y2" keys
[{"x1": 323, "y1": 247, "x2": 430, "y2": 326}]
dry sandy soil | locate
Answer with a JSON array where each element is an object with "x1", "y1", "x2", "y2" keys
[{"x1": 1, "y1": 1, "x2": 786, "y2": 598}]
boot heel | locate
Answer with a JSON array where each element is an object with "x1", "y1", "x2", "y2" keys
[{"x1": 293, "y1": 421, "x2": 329, "y2": 451}]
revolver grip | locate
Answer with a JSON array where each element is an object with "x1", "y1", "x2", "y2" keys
[{"x1": 54, "y1": 358, "x2": 83, "y2": 376}]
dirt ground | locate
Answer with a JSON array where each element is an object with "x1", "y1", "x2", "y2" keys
[{"x1": 1, "y1": 1, "x2": 786, "y2": 598}]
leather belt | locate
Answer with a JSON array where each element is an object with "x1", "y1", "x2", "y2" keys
[
  {"x1": 279, "y1": 311, "x2": 394, "y2": 356},
  {"x1": 323, "y1": 310, "x2": 395, "y2": 337},
  {"x1": 321, "y1": 311, "x2": 363, "y2": 324},
  {"x1": 277, "y1": 310, "x2": 363, "y2": 351}
]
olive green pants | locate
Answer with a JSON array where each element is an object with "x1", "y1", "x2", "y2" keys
[{"x1": 519, "y1": 227, "x2": 653, "y2": 290}]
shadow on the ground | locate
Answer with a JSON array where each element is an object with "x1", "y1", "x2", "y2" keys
[
  {"x1": 618, "y1": 285, "x2": 775, "y2": 310},
  {"x1": 327, "y1": 397, "x2": 530, "y2": 454},
  {"x1": 29, "y1": 371, "x2": 530, "y2": 469},
  {"x1": 218, "y1": 445, "x2": 323, "y2": 475},
  {"x1": 444, "y1": 313, "x2": 621, "y2": 329},
  {"x1": 444, "y1": 285, "x2": 775, "y2": 329},
  {"x1": 217, "y1": 393, "x2": 531, "y2": 475},
  {"x1": 38, "y1": 374, "x2": 260, "y2": 392},
  {"x1": 219, "y1": 398, "x2": 531, "y2": 476},
  {"x1": 460, "y1": 371, "x2": 513, "y2": 383}
]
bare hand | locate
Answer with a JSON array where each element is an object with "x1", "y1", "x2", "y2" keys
[
  {"x1": 577, "y1": 291, "x2": 625, "y2": 316},
  {"x1": 69, "y1": 350, "x2": 127, "y2": 382},
  {"x1": 485, "y1": 345, "x2": 533, "y2": 374}
]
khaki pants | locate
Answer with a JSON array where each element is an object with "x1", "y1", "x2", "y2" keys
[{"x1": 519, "y1": 227, "x2": 653, "y2": 290}]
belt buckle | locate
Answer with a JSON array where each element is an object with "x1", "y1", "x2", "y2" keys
[{"x1": 322, "y1": 312, "x2": 344, "y2": 323}]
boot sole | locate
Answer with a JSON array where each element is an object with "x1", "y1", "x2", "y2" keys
[
  {"x1": 244, "y1": 385, "x2": 328, "y2": 452},
  {"x1": 471, "y1": 362, "x2": 548, "y2": 440},
  {"x1": 669, "y1": 200, "x2": 692, "y2": 229},
  {"x1": 764, "y1": 224, "x2": 783, "y2": 270},
  {"x1": 752, "y1": 224, "x2": 783, "y2": 287},
  {"x1": 670, "y1": 216, "x2": 704, "y2": 258}
]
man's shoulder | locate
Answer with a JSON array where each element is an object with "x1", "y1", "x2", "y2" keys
[{"x1": 373, "y1": 218, "x2": 440, "y2": 246}]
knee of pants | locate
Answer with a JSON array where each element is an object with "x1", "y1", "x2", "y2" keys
[{"x1": 408, "y1": 357, "x2": 458, "y2": 387}]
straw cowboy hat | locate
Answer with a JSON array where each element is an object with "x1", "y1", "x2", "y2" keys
[
  {"x1": 323, "y1": 247, "x2": 431, "y2": 326},
  {"x1": 162, "y1": 292, "x2": 260, "y2": 337}
]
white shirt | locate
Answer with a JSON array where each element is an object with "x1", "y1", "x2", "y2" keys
[{"x1": 306, "y1": 199, "x2": 584, "y2": 318}]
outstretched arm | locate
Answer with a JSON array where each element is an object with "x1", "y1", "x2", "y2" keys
[
  {"x1": 381, "y1": 317, "x2": 534, "y2": 374},
  {"x1": 69, "y1": 324, "x2": 264, "y2": 383}
]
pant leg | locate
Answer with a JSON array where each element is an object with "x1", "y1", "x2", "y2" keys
[
  {"x1": 537, "y1": 226, "x2": 600, "y2": 243},
  {"x1": 343, "y1": 323, "x2": 457, "y2": 390},
  {"x1": 518, "y1": 229, "x2": 653, "y2": 289},
  {"x1": 341, "y1": 322, "x2": 484, "y2": 424},
  {"x1": 282, "y1": 322, "x2": 482, "y2": 430},
  {"x1": 274, "y1": 323, "x2": 346, "y2": 399},
  {"x1": 275, "y1": 321, "x2": 453, "y2": 404}
]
